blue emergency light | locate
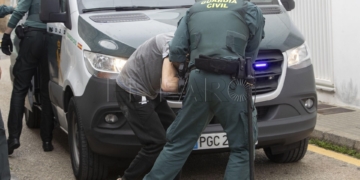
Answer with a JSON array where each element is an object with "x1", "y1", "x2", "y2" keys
[{"x1": 254, "y1": 63, "x2": 268, "y2": 68}]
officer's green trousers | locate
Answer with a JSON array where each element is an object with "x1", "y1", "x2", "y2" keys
[{"x1": 144, "y1": 69, "x2": 257, "y2": 180}]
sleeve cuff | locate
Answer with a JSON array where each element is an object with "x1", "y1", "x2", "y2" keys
[
  {"x1": 9, "y1": 6, "x2": 14, "y2": 13},
  {"x1": 7, "y1": 21, "x2": 17, "y2": 29},
  {"x1": 169, "y1": 54, "x2": 187, "y2": 63}
]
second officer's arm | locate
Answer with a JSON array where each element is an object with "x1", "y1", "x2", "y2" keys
[
  {"x1": 169, "y1": 12, "x2": 190, "y2": 63},
  {"x1": 6, "y1": 0, "x2": 31, "y2": 32},
  {"x1": 244, "y1": 2, "x2": 266, "y2": 61},
  {"x1": 163, "y1": 12, "x2": 190, "y2": 92},
  {"x1": 1, "y1": 0, "x2": 31, "y2": 55}
]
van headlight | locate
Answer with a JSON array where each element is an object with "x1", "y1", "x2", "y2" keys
[
  {"x1": 286, "y1": 43, "x2": 311, "y2": 69},
  {"x1": 84, "y1": 51, "x2": 127, "y2": 79}
]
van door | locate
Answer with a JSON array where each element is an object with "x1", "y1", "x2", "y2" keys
[
  {"x1": 46, "y1": 0, "x2": 69, "y2": 129},
  {"x1": 47, "y1": 23, "x2": 66, "y2": 84}
]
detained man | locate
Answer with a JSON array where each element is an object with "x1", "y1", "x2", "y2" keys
[{"x1": 115, "y1": 32, "x2": 181, "y2": 180}]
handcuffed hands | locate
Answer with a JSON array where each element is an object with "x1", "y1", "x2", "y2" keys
[{"x1": 1, "y1": 33, "x2": 13, "y2": 55}]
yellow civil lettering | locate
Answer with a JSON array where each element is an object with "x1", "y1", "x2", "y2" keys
[
  {"x1": 207, "y1": 3, "x2": 212, "y2": 8},
  {"x1": 223, "y1": 4, "x2": 229, "y2": 8},
  {"x1": 216, "y1": 3, "x2": 221, "y2": 8}
]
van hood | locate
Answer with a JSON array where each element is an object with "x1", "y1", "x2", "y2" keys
[
  {"x1": 78, "y1": 6, "x2": 304, "y2": 58},
  {"x1": 78, "y1": 9, "x2": 186, "y2": 57}
]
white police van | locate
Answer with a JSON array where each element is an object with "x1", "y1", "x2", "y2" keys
[{"x1": 10, "y1": 0, "x2": 317, "y2": 179}]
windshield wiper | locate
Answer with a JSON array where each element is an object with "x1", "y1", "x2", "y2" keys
[{"x1": 83, "y1": 5, "x2": 192, "y2": 13}]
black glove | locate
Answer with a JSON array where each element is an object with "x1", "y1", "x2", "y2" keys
[{"x1": 1, "y1": 33, "x2": 13, "y2": 55}]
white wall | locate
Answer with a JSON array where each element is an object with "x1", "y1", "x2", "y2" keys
[
  {"x1": 289, "y1": 0, "x2": 360, "y2": 109},
  {"x1": 327, "y1": 0, "x2": 360, "y2": 108}
]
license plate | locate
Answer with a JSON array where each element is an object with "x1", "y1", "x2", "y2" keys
[{"x1": 193, "y1": 133, "x2": 228, "y2": 150}]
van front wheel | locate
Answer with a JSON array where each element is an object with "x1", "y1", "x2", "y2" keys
[
  {"x1": 264, "y1": 138, "x2": 309, "y2": 163},
  {"x1": 68, "y1": 98, "x2": 108, "y2": 180}
]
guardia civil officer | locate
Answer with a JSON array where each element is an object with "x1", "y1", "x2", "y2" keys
[
  {"x1": 1, "y1": 0, "x2": 54, "y2": 155},
  {"x1": 144, "y1": 0, "x2": 265, "y2": 179},
  {"x1": 115, "y1": 32, "x2": 181, "y2": 180},
  {"x1": 0, "y1": 5, "x2": 15, "y2": 180}
]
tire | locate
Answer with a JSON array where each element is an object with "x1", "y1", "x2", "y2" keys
[
  {"x1": 24, "y1": 106, "x2": 41, "y2": 129},
  {"x1": 264, "y1": 138, "x2": 309, "y2": 163},
  {"x1": 68, "y1": 98, "x2": 108, "y2": 180}
]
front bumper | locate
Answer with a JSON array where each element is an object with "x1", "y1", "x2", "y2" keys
[
  {"x1": 198, "y1": 65, "x2": 317, "y2": 149},
  {"x1": 75, "y1": 65, "x2": 316, "y2": 158},
  {"x1": 255, "y1": 65, "x2": 317, "y2": 148},
  {"x1": 74, "y1": 77, "x2": 141, "y2": 158}
]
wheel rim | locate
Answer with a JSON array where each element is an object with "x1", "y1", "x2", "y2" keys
[{"x1": 71, "y1": 112, "x2": 80, "y2": 170}]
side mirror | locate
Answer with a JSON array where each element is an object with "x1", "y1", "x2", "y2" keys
[
  {"x1": 40, "y1": 0, "x2": 72, "y2": 29},
  {"x1": 281, "y1": 0, "x2": 295, "y2": 11}
]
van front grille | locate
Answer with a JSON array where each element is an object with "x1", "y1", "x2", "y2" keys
[{"x1": 253, "y1": 50, "x2": 284, "y2": 95}]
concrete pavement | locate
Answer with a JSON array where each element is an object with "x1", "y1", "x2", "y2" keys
[{"x1": 311, "y1": 103, "x2": 360, "y2": 152}]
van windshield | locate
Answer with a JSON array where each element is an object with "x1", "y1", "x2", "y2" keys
[{"x1": 79, "y1": 0, "x2": 196, "y2": 13}]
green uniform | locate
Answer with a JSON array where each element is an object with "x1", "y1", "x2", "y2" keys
[
  {"x1": 144, "y1": 1, "x2": 265, "y2": 180},
  {"x1": 8, "y1": 0, "x2": 46, "y2": 29}
]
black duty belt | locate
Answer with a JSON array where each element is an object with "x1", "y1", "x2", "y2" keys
[
  {"x1": 23, "y1": 26, "x2": 47, "y2": 33},
  {"x1": 15, "y1": 25, "x2": 47, "y2": 39},
  {"x1": 194, "y1": 55, "x2": 246, "y2": 79}
]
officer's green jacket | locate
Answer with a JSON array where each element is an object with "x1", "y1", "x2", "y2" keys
[
  {"x1": 169, "y1": 0, "x2": 265, "y2": 66},
  {"x1": 0, "y1": 5, "x2": 14, "y2": 18},
  {"x1": 8, "y1": 0, "x2": 46, "y2": 29}
]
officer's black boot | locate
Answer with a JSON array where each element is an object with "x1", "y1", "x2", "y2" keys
[
  {"x1": 7, "y1": 138, "x2": 20, "y2": 155},
  {"x1": 42, "y1": 141, "x2": 53, "y2": 152}
]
